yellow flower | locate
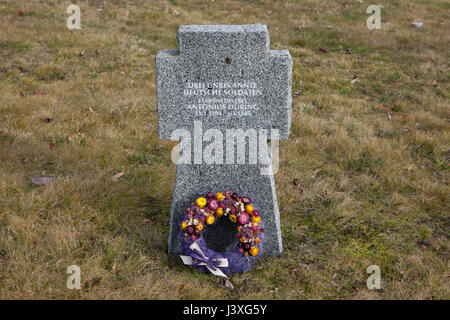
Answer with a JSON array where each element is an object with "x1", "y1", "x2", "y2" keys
[
  {"x1": 252, "y1": 216, "x2": 261, "y2": 224},
  {"x1": 196, "y1": 197, "x2": 207, "y2": 208},
  {"x1": 206, "y1": 215, "x2": 215, "y2": 225},
  {"x1": 250, "y1": 246, "x2": 259, "y2": 256},
  {"x1": 245, "y1": 204, "x2": 254, "y2": 214},
  {"x1": 216, "y1": 192, "x2": 224, "y2": 201},
  {"x1": 229, "y1": 214, "x2": 237, "y2": 223},
  {"x1": 216, "y1": 207, "x2": 224, "y2": 216},
  {"x1": 196, "y1": 222, "x2": 204, "y2": 232},
  {"x1": 181, "y1": 221, "x2": 187, "y2": 230}
]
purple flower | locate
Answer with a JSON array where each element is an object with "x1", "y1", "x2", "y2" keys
[
  {"x1": 242, "y1": 197, "x2": 251, "y2": 205},
  {"x1": 187, "y1": 226, "x2": 195, "y2": 234}
]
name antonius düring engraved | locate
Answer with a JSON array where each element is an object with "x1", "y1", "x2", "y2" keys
[{"x1": 183, "y1": 81, "x2": 262, "y2": 117}]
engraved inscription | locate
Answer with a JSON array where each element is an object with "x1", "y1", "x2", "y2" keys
[{"x1": 183, "y1": 81, "x2": 262, "y2": 117}]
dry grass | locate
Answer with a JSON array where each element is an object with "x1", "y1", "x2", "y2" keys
[{"x1": 0, "y1": 0, "x2": 449, "y2": 299}]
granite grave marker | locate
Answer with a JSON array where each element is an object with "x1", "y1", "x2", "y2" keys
[{"x1": 156, "y1": 24, "x2": 292, "y2": 255}]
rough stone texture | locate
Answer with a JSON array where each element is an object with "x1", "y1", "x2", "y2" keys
[{"x1": 156, "y1": 24, "x2": 292, "y2": 255}]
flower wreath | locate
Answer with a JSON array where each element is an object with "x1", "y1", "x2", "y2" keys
[{"x1": 179, "y1": 191, "x2": 264, "y2": 277}]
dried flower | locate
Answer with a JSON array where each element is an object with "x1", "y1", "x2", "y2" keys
[
  {"x1": 208, "y1": 198, "x2": 219, "y2": 210},
  {"x1": 239, "y1": 212, "x2": 250, "y2": 225}
]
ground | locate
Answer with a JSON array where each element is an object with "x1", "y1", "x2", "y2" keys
[{"x1": 0, "y1": 0, "x2": 448, "y2": 299}]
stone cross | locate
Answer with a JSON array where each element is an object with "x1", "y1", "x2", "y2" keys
[{"x1": 156, "y1": 24, "x2": 292, "y2": 255}]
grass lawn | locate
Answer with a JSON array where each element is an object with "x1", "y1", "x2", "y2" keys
[{"x1": 0, "y1": 0, "x2": 448, "y2": 299}]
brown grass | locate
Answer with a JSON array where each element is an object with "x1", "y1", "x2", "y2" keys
[{"x1": 0, "y1": 0, "x2": 449, "y2": 299}]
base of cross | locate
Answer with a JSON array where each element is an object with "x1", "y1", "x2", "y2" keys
[{"x1": 167, "y1": 156, "x2": 283, "y2": 256}]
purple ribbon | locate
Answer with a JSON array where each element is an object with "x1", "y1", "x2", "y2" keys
[{"x1": 190, "y1": 247, "x2": 221, "y2": 271}]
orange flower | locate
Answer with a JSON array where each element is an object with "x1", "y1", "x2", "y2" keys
[
  {"x1": 252, "y1": 216, "x2": 261, "y2": 224},
  {"x1": 216, "y1": 192, "x2": 224, "y2": 201},
  {"x1": 250, "y1": 246, "x2": 259, "y2": 256},
  {"x1": 206, "y1": 215, "x2": 215, "y2": 225},
  {"x1": 196, "y1": 222, "x2": 204, "y2": 232}
]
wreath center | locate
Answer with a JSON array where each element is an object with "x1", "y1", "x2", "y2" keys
[{"x1": 203, "y1": 217, "x2": 239, "y2": 253}]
